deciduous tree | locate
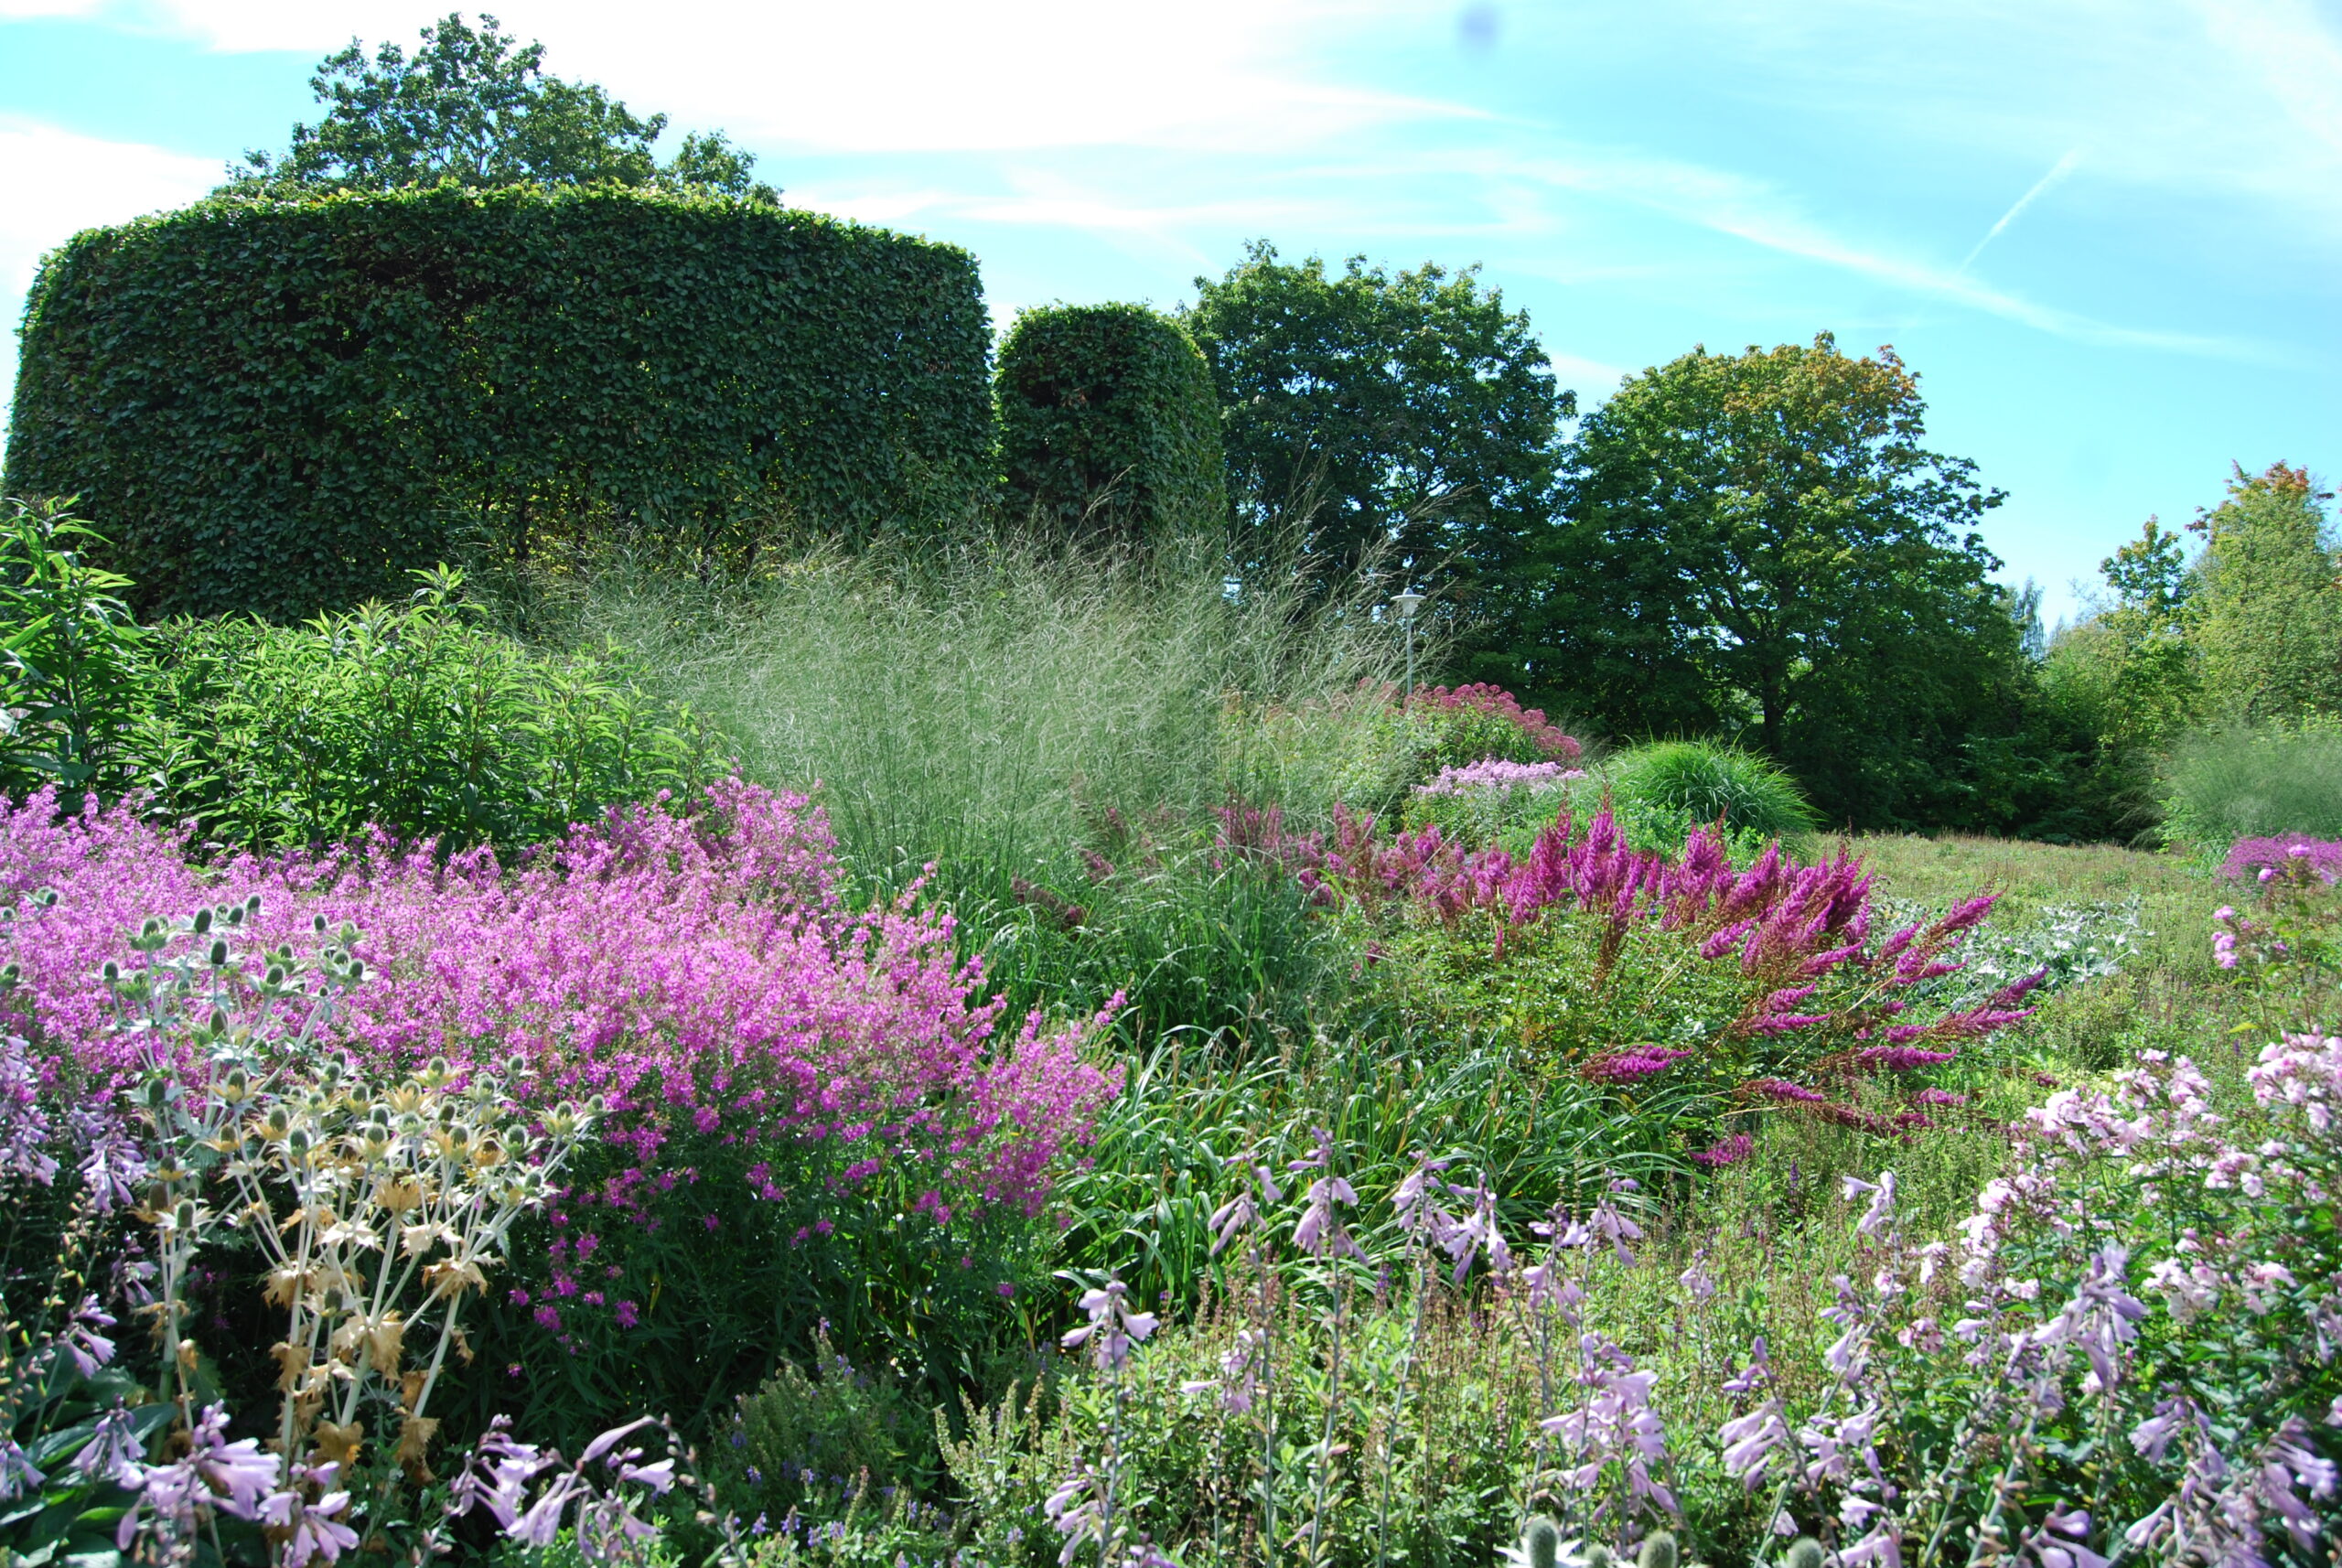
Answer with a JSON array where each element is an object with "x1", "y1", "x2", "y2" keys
[
  {"x1": 1183, "y1": 242, "x2": 1570, "y2": 592},
  {"x1": 1495, "y1": 333, "x2": 2017, "y2": 827},
  {"x1": 225, "y1": 12, "x2": 777, "y2": 203},
  {"x1": 2192, "y1": 461, "x2": 2342, "y2": 725}
]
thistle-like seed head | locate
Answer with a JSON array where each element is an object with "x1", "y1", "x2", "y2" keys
[
  {"x1": 1638, "y1": 1532, "x2": 1677, "y2": 1568},
  {"x1": 191, "y1": 908, "x2": 212, "y2": 935},
  {"x1": 1784, "y1": 1540, "x2": 1825, "y2": 1568},
  {"x1": 207, "y1": 938, "x2": 229, "y2": 968},
  {"x1": 1524, "y1": 1518, "x2": 1561, "y2": 1568}
]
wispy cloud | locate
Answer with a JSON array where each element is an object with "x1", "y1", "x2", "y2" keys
[
  {"x1": 1960, "y1": 149, "x2": 2084, "y2": 273},
  {"x1": 1472, "y1": 144, "x2": 2272, "y2": 360}
]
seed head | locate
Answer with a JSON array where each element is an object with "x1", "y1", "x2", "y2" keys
[
  {"x1": 1638, "y1": 1536, "x2": 1677, "y2": 1568},
  {"x1": 1783, "y1": 1541, "x2": 1824, "y2": 1568},
  {"x1": 1523, "y1": 1518, "x2": 1561, "y2": 1568}
]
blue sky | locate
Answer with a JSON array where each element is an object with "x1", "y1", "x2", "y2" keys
[{"x1": 3, "y1": 0, "x2": 2337, "y2": 625}]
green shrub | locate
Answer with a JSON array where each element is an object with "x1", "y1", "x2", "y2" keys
[
  {"x1": 722, "y1": 1332, "x2": 943, "y2": 1513},
  {"x1": 124, "y1": 567, "x2": 724, "y2": 853},
  {"x1": 5, "y1": 185, "x2": 992, "y2": 618},
  {"x1": 995, "y1": 304, "x2": 1226, "y2": 542},
  {"x1": 1607, "y1": 739, "x2": 1819, "y2": 854},
  {"x1": 2160, "y1": 721, "x2": 2342, "y2": 851},
  {"x1": 0, "y1": 497, "x2": 147, "y2": 810}
]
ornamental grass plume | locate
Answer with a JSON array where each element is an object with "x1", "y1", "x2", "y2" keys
[{"x1": 0, "y1": 779, "x2": 1120, "y2": 1218}]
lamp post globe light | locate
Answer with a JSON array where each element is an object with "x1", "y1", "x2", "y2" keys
[{"x1": 1392, "y1": 589, "x2": 1424, "y2": 694}]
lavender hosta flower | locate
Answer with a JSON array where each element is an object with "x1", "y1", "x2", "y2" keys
[
  {"x1": 1061, "y1": 1279, "x2": 1157, "y2": 1369},
  {"x1": 1391, "y1": 1152, "x2": 1455, "y2": 1241},
  {"x1": 1439, "y1": 1180, "x2": 1511, "y2": 1282},
  {"x1": 2020, "y1": 1506, "x2": 2110, "y2": 1568},
  {"x1": 74, "y1": 1125, "x2": 145, "y2": 1212},
  {"x1": 0, "y1": 1034, "x2": 58, "y2": 1186},
  {"x1": 260, "y1": 1465, "x2": 361, "y2": 1568},
  {"x1": 1587, "y1": 1181, "x2": 1642, "y2": 1266},
  {"x1": 61, "y1": 1294, "x2": 115, "y2": 1376},
  {"x1": 1717, "y1": 1384, "x2": 1794, "y2": 1490},
  {"x1": 73, "y1": 1405, "x2": 145, "y2": 1487},
  {"x1": 1840, "y1": 1171, "x2": 1897, "y2": 1238},
  {"x1": 1541, "y1": 1337, "x2": 1677, "y2": 1520},
  {"x1": 1288, "y1": 1130, "x2": 1362, "y2": 1262},
  {"x1": 1042, "y1": 1466, "x2": 1108, "y2": 1568},
  {"x1": 1208, "y1": 1162, "x2": 1283, "y2": 1256},
  {"x1": 2260, "y1": 1420, "x2": 2339, "y2": 1551},
  {"x1": 451, "y1": 1418, "x2": 553, "y2": 1529},
  {"x1": 0, "y1": 1439, "x2": 43, "y2": 1502},
  {"x1": 116, "y1": 1403, "x2": 280, "y2": 1551}
]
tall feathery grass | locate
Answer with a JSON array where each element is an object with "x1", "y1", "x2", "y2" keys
[
  {"x1": 2160, "y1": 720, "x2": 2342, "y2": 851},
  {"x1": 517, "y1": 531, "x2": 1415, "y2": 1037}
]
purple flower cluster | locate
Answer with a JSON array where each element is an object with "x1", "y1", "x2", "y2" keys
[
  {"x1": 1410, "y1": 683, "x2": 1584, "y2": 760},
  {"x1": 2220, "y1": 834, "x2": 2342, "y2": 886},
  {"x1": 0, "y1": 781, "x2": 1121, "y2": 1218}
]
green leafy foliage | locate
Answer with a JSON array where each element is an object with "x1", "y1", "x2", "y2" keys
[
  {"x1": 225, "y1": 11, "x2": 778, "y2": 203},
  {"x1": 1501, "y1": 334, "x2": 2025, "y2": 831},
  {"x1": 994, "y1": 304, "x2": 1227, "y2": 543},
  {"x1": 0, "y1": 498, "x2": 147, "y2": 811},
  {"x1": 5, "y1": 185, "x2": 992, "y2": 619},
  {"x1": 122, "y1": 567, "x2": 725, "y2": 853},
  {"x1": 1185, "y1": 241, "x2": 1572, "y2": 585}
]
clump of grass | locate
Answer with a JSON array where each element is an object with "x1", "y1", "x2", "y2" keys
[
  {"x1": 1606, "y1": 739, "x2": 1820, "y2": 854},
  {"x1": 2160, "y1": 720, "x2": 2342, "y2": 851},
  {"x1": 518, "y1": 530, "x2": 1409, "y2": 1036}
]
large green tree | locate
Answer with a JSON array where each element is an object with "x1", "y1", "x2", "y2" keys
[
  {"x1": 226, "y1": 13, "x2": 777, "y2": 203},
  {"x1": 1493, "y1": 333, "x2": 2021, "y2": 827},
  {"x1": 2192, "y1": 461, "x2": 2342, "y2": 724},
  {"x1": 1182, "y1": 242, "x2": 1571, "y2": 591},
  {"x1": 2041, "y1": 517, "x2": 2202, "y2": 754}
]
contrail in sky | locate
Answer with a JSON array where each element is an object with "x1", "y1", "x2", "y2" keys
[{"x1": 1960, "y1": 149, "x2": 2084, "y2": 273}]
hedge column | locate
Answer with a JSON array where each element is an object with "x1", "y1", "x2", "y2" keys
[{"x1": 5, "y1": 186, "x2": 994, "y2": 619}]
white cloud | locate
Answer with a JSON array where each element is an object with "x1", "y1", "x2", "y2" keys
[
  {"x1": 55, "y1": 0, "x2": 1466, "y2": 154},
  {"x1": 0, "y1": 117, "x2": 219, "y2": 295},
  {"x1": 0, "y1": 118, "x2": 220, "y2": 442}
]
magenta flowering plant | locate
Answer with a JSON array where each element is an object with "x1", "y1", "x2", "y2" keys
[
  {"x1": 2210, "y1": 836, "x2": 2340, "y2": 1029},
  {"x1": 0, "y1": 779, "x2": 1120, "y2": 1220},
  {"x1": 1224, "y1": 802, "x2": 2034, "y2": 1147},
  {"x1": 1, "y1": 779, "x2": 1122, "y2": 1457}
]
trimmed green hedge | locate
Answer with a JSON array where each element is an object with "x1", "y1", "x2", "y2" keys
[
  {"x1": 5, "y1": 185, "x2": 993, "y2": 619},
  {"x1": 995, "y1": 303, "x2": 1225, "y2": 542}
]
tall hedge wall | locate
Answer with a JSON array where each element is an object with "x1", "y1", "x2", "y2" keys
[
  {"x1": 995, "y1": 304, "x2": 1225, "y2": 543},
  {"x1": 4, "y1": 186, "x2": 993, "y2": 618}
]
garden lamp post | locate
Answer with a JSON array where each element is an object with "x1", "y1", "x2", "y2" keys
[{"x1": 1393, "y1": 588, "x2": 1424, "y2": 694}]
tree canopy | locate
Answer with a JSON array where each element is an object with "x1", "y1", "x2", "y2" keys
[
  {"x1": 1182, "y1": 242, "x2": 1570, "y2": 592},
  {"x1": 2192, "y1": 462, "x2": 2342, "y2": 725},
  {"x1": 1486, "y1": 333, "x2": 2023, "y2": 827},
  {"x1": 225, "y1": 12, "x2": 777, "y2": 203}
]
